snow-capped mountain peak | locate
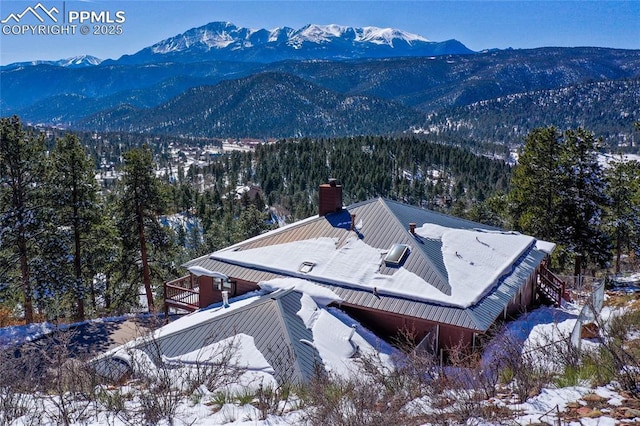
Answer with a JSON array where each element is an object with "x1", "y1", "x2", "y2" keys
[
  {"x1": 358, "y1": 26, "x2": 430, "y2": 46},
  {"x1": 117, "y1": 21, "x2": 473, "y2": 64},
  {"x1": 56, "y1": 55, "x2": 103, "y2": 67},
  {"x1": 2, "y1": 54, "x2": 102, "y2": 69}
]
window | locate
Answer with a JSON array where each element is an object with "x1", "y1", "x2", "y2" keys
[
  {"x1": 384, "y1": 244, "x2": 410, "y2": 266},
  {"x1": 215, "y1": 278, "x2": 233, "y2": 291}
]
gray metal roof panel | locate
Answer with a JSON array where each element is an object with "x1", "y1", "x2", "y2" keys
[
  {"x1": 467, "y1": 248, "x2": 546, "y2": 330},
  {"x1": 273, "y1": 290, "x2": 323, "y2": 381},
  {"x1": 135, "y1": 289, "x2": 320, "y2": 384}
]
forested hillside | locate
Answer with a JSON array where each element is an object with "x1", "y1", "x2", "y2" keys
[
  {"x1": 251, "y1": 136, "x2": 510, "y2": 218},
  {"x1": 421, "y1": 77, "x2": 640, "y2": 151},
  {"x1": 78, "y1": 72, "x2": 424, "y2": 138},
  {"x1": 4, "y1": 48, "x2": 639, "y2": 151}
]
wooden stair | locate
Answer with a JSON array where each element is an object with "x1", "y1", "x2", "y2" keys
[{"x1": 538, "y1": 264, "x2": 570, "y2": 306}]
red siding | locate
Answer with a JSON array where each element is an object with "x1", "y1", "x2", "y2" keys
[{"x1": 339, "y1": 303, "x2": 476, "y2": 352}]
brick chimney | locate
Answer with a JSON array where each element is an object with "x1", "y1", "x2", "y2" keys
[{"x1": 319, "y1": 179, "x2": 343, "y2": 216}]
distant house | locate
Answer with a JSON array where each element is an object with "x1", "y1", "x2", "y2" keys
[{"x1": 166, "y1": 180, "x2": 565, "y2": 356}]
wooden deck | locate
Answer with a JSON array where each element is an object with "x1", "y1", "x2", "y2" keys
[{"x1": 164, "y1": 275, "x2": 199, "y2": 315}]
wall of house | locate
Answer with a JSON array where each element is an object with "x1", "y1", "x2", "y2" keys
[
  {"x1": 233, "y1": 278, "x2": 260, "y2": 296},
  {"x1": 197, "y1": 276, "x2": 220, "y2": 308},
  {"x1": 505, "y1": 267, "x2": 539, "y2": 317},
  {"x1": 195, "y1": 276, "x2": 260, "y2": 308},
  {"x1": 339, "y1": 303, "x2": 476, "y2": 353}
]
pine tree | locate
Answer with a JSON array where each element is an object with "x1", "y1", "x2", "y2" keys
[
  {"x1": 84, "y1": 207, "x2": 120, "y2": 312},
  {"x1": 556, "y1": 128, "x2": 611, "y2": 274},
  {"x1": 117, "y1": 147, "x2": 168, "y2": 312},
  {"x1": 48, "y1": 134, "x2": 100, "y2": 320},
  {"x1": 510, "y1": 127, "x2": 611, "y2": 273},
  {"x1": 509, "y1": 126, "x2": 563, "y2": 241},
  {"x1": 0, "y1": 116, "x2": 47, "y2": 323},
  {"x1": 604, "y1": 157, "x2": 640, "y2": 273}
]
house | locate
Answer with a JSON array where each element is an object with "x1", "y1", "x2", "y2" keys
[{"x1": 166, "y1": 180, "x2": 565, "y2": 356}]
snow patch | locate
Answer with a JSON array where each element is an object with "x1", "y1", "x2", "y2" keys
[{"x1": 259, "y1": 277, "x2": 342, "y2": 307}]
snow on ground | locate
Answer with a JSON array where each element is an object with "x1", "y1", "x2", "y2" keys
[
  {"x1": 598, "y1": 153, "x2": 640, "y2": 169},
  {"x1": 2, "y1": 285, "x2": 638, "y2": 425},
  {"x1": 480, "y1": 299, "x2": 638, "y2": 425},
  {"x1": 513, "y1": 386, "x2": 617, "y2": 425}
]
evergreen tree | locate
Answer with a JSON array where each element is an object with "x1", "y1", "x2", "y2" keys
[
  {"x1": 509, "y1": 127, "x2": 563, "y2": 241},
  {"x1": 0, "y1": 116, "x2": 46, "y2": 323},
  {"x1": 510, "y1": 127, "x2": 611, "y2": 273},
  {"x1": 555, "y1": 128, "x2": 610, "y2": 273},
  {"x1": 48, "y1": 134, "x2": 100, "y2": 320},
  {"x1": 235, "y1": 205, "x2": 272, "y2": 241},
  {"x1": 83, "y1": 207, "x2": 120, "y2": 312},
  {"x1": 604, "y1": 158, "x2": 640, "y2": 273},
  {"x1": 117, "y1": 147, "x2": 169, "y2": 312}
]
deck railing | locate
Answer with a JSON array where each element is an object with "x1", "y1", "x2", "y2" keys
[
  {"x1": 539, "y1": 264, "x2": 568, "y2": 306},
  {"x1": 164, "y1": 275, "x2": 199, "y2": 315}
]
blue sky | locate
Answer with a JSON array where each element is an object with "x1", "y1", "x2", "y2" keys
[{"x1": 1, "y1": 1, "x2": 638, "y2": 65}]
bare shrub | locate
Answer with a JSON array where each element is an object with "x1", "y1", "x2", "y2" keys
[
  {"x1": 185, "y1": 336, "x2": 247, "y2": 394},
  {"x1": 299, "y1": 346, "x2": 442, "y2": 425},
  {"x1": 483, "y1": 327, "x2": 554, "y2": 403},
  {"x1": 35, "y1": 331, "x2": 103, "y2": 425},
  {"x1": 417, "y1": 341, "x2": 514, "y2": 425},
  {"x1": 254, "y1": 346, "x2": 298, "y2": 419},
  {"x1": 594, "y1": 308, "x2": 640, "y2": 396},
  {"x1": 0, "y1": 347, "x2": 38, "y2": 425},
  {"x1": 91, "y1": 330, "x2": 254, "y2": 424}
]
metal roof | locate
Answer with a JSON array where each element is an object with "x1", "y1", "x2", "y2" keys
[
  {"x1": 185, "y1": 198, "x2": 547, "y2": 333},
  {"x1": 135, "y1": 289, "x2": 321, "y2": 384}
]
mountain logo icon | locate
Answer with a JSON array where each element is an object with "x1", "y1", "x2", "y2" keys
[{"x1": 1, "y1": 3, "x2": 59, "y2": 24}]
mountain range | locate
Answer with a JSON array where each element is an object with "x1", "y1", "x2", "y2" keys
[
  {"x1": 1, "y1": 21, "x2": 640, "y2": 149},
  {"x1": 110, "y1": 22, "x2": 473, "y2": 65},
  {"x1": 1, "y1": 55, "x2": 102, "y2": 70}
]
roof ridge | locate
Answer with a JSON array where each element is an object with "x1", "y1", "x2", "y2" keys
[
  {"x1": 270, "y1": 290, "x2": 311, "y2": 382},
  {"x1": 213, "y1": 214, "x2": 326, "y2": 254},
  {"x1": 376, "y1": 198, "x2": 451, "y2": 287},
  {"x1": 382, "y1": 198, "x2": 503, "y2": 230}
]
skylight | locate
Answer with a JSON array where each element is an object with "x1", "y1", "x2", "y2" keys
[
  {"x1": 299, "y1": 261, "x2": 315, "y2": 273},
  {"x1": 384, "y1": 244, "x2": 410, "y2": 266}
]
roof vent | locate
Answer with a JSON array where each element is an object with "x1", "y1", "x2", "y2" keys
[{"x1": 384, "y1": 244, "x2": 410, "y2": 266}]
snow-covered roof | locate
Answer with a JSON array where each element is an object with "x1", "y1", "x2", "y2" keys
[
  {"x1": 214, "y1": 229, "x2": 533, "y2": 308},
  {"x1": 186, "y1": 198, "x2": 553, "y2": 331},
  {"x1": 93, "y1": 284, "x2": 395, "y2": 386}
]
